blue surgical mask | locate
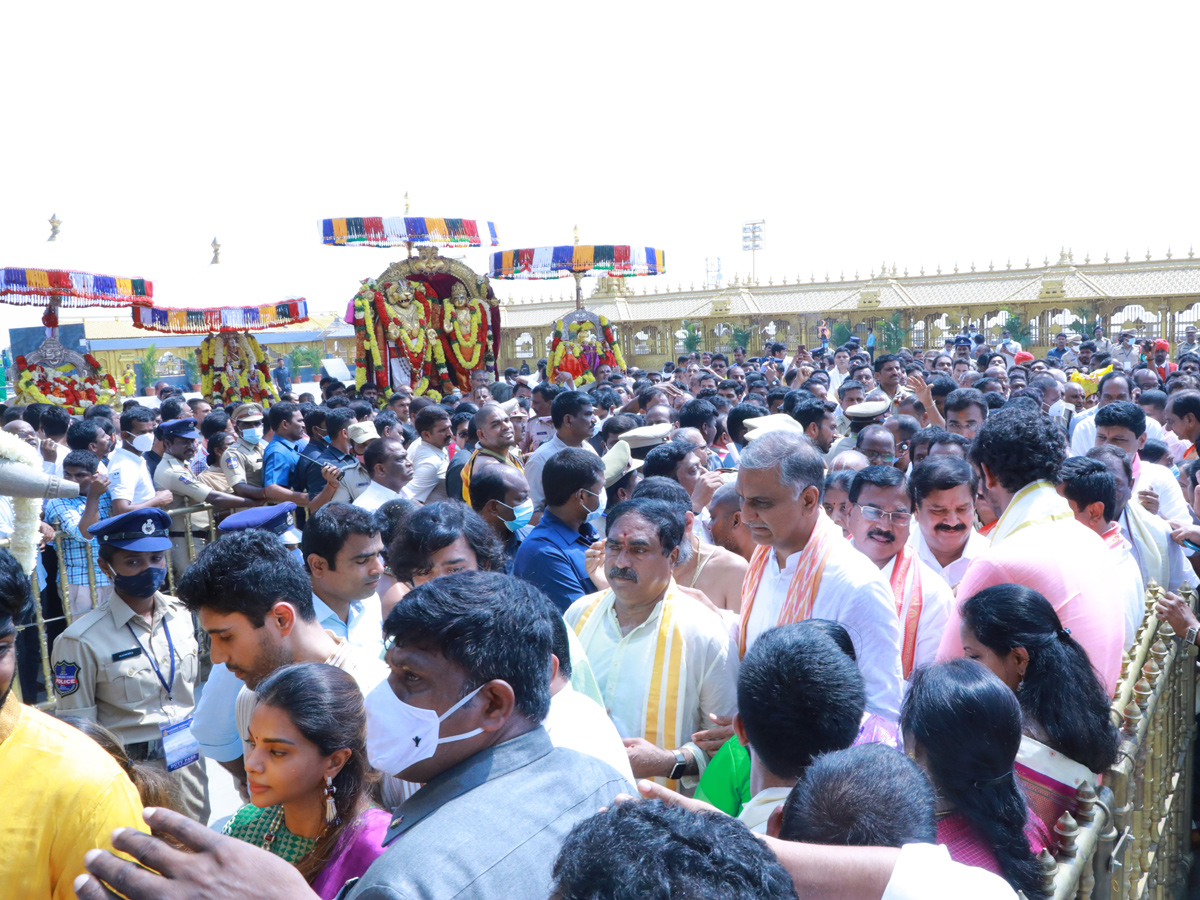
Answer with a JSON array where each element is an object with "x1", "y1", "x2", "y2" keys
[
  {"x1": 242, "y1": 426, "x2": 264, "y2": 444},
  {"x1": 499, "y1": 498, "x2": 535, "y2": 533},
  {"x1": 582, "y1": 488, "x2": 607, "y2": 526},
  {"x1": 111, "y1": 565, "x2": 168, "y2": 600}
]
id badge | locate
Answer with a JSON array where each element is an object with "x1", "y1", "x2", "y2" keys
[{"x1": 161, "y1": 717, "x2": 200, "y2": 772}]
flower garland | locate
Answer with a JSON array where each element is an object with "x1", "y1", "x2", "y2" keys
[
  {"x1": 198, "y1": 332, "x2": 278, "y2": 405},
  {"x1": 598, "y1": 315, "x2": 627, "y2": 371},
  {"x1": 0, "y1": 429, "x2": 46, "y2": 573},
  {"x1": 444, "y1": 299, "x2": 483, "y2": 371},
  {"x1": 15, "y1": 356, "x2": 117, "y2": 413}
]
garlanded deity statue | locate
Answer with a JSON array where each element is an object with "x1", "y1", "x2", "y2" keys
[
  {"x1": 15, "y1": 302, "x2": 118, "y2": 412},
  {"x1": 549, "y1": 314, "x2": 627, "y2": 384},
  {"x1": 441, "y1": 281, "x2": 494, "y2": 392},
  {"x1": 199, "y1": 331, "x2": 279, "y2": 405},
  {"x1": 380, "y1": 277, "x2": 446, "y2": 397}
]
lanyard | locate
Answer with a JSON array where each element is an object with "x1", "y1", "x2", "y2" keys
[{"x1": 127, "y1": 613, "x2": 176, "y2": 702}]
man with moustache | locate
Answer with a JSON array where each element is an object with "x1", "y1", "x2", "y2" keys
[
  {"x1": 907, "y1": 455, "x2": 988, "y2": 589},
  {"x1": 846, "y1": 466, "x2": 952, "y2": 679},
  {"x1": 565, "y1": 498, "x2": 738, "y2": 792}
]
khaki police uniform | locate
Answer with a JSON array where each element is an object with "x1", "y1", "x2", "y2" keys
[
  {"x1": 154, "y1": 453, "x2": 213, "y2": 581},
  {"x1": 51, "y1": 590, "x2": 210, "y2": 822},
  {"x1": 221, "y1": 435, "x2": 268, "y2": 491}
]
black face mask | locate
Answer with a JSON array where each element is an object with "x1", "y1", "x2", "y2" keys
[{"x1": 110, "y1": 566, "x2": 168, "y2": 599}]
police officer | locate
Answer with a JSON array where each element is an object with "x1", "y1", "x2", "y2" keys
[
  {"x1": 50, "y1": 508, "x2": 210, "y2": 822},
  {"x1": 221, "y1": 403, "x2": 269, "y2": 501},
  {"x1": 154, "y1": 418, "x2": 251, "y2": 580},
  {"x1": 218, "y1": 501, "x2": 304, "y2": 563}
]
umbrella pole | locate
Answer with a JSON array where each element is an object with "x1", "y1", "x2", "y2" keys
[{"x1": 574, "y1": 273, "x2": 584, "y2": 311}]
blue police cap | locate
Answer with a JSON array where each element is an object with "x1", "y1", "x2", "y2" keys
[
  {"x1": 954, "y1": 335, "x2": 973, "y2": 346},
  {"x1": 91, "y1": 509, "x2": 173, "y2": 552},
  {"x1": 161, "y1": 417, "x2": 202, "y2": 440},
  {"x1": 218, "y1": 502, "x2": 302, "y2": 546}
]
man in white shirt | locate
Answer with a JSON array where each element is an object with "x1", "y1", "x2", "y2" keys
[
  {"x1": 107, "y1": 405, "x2": 172, "y2": 515},
  {"x1": 524, "y1": 390, "x2": 598, "y2": 519},
  {"x1": 996, "y1": 328, "x2": 1022, "y2": 367},
  {"x1": 1093, "y1": 400, "x2": 1190, "y2": 523},
  {"x1": 908, "y1": 455, "x2": 988, "y2": 589},
  {"x1": 542, "y1": 613, "x2": 635, "y2": 787},
  {"x1": 176, "y1": 530, "x2": 388, "y2": 791},
  {"x1": 1089, "y1": 446, "x2": 1199, "y2": 595},
  {"x1": 846, "y1": 466, "x2": 952, "y2": 678},
  {"x1": 1059, "y1": 456, "x2": 1145, "y2": 647},
  {"x1": 734, "y1": 622, "x2": 866, "y2": 833},
  {"x1": 1071, "y1": 370, "x2": 1167, "y2": 458},
  {"x1": 827, "y1": 345, "x2": 852, "y2": 394},
  {"x1": 38, "y1": 405, "x2": 72, "y2": 479},
  {"x1": 301, "y1": 502, "x2": 386, "y2": 657},
  {"x1": 352, "y1": 438, "x2": 415, "y2": 512},
  {"x1": 737, "y1": 431, "x2": 903, "y2": 720},
  {"x1": 565, "y1": 497, "x2": 738, "y2": 791},
  {"x1": 407, "y1": 406, "x2": 453, "y2": 503}
]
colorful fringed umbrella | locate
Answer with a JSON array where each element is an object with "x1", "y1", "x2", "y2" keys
[
  {"x1": 321, "y1": 194, "x2": 498, "y2": 255},
  {"x1": 1, "y1": 214, "x2": 152, "y2": 409},
  {"x1": 487, "y1": 231, "x2": 665, "y2": 308},
  {"x1": 134, "y1": 239, "x2": 312, "y2": 406},
  {"x1": 133, "y1": 238, "x2": 308, "y2": 334}
]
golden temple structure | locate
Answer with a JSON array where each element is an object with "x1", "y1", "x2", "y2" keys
[{"x1": 496, "y1": 248, "x2": 1200, "y2": 368}]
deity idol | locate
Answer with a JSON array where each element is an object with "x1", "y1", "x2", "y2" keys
[
  {"x1": 381, "y1": 278, "x2": 446, "y2": 396},
  {"x1": 441, "y1": 281, "x2": 493, "y2": 392}
]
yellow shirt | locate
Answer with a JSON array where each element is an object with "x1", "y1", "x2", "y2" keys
[{"x1": 0, "y1": 694, "x2": 146, "y2": 900}]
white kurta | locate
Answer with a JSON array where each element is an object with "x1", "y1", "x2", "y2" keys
[
  {"x1": 1133, "y1": 461, "x2": 1191, "y2": 525},
  {"x1": 565, "y1": 587, "x2": 739, "y2": 788},
  {"x1": 543, "y1": 684, "x2": 637, "y2": 787},
  {"x1": 880, "y1": 553, "x2": 953, "y2": 675},
  {"x1": 909, "y1": 527, "x2": 990, "y2": 590},
  {"x1": 1071, "y1": 412, "x2": 1165, "y2": 458},
  {"x1": 743, "y1": 539, "x2": 904, "y2": 721}
]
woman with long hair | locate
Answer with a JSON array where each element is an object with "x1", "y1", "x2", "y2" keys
[
  {"x1": 901, "y1": 659, "x2": 1049, "y2": 898},
  {"x1": 960, "y1": 584, "x2": 1119, "y2": 829},
  {"x1": 222, "y1": 663, "x2": 388, "y2": 899}
]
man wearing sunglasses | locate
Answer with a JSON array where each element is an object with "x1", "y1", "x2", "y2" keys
[{"x1": 846, "y1": 466, "x2": 953, "y2": 680}]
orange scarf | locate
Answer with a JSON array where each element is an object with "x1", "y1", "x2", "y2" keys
[
  {"x1": 888, "y1": 544, "x2": 922, "y2": 679},
  {"x1": 738, "y1": 513, "x2": 836, "y2": 657}
]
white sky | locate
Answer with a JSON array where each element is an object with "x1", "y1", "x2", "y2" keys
[{"x1": 2, "y1": 1, "x2": 1198, "y2": 345}]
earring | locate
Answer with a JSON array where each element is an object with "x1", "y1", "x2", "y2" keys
[{"x1": 324, "y1": 775, "x2": 339, "y2": 827}]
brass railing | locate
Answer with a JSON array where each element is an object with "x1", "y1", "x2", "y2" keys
[
  {"x1": 1040, "y1": 582, "x2": 1197, "y2": 900},
  {"x1": 11, "y1": 502, "x2": 217, "y2": 709}
]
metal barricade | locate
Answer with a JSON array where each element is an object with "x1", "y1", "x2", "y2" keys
[
  {"x1": 11, "y1": 502, "x2": 217, "y2": 710},
  {"x1": 1044, "y1": 581, "x2": 1198, "y2": 900}
]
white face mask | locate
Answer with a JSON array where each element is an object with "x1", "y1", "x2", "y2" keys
[
  {"x1": 242, "y1": 426, "x2": 264, "y2": 444},
  {"x1": 130, "y1": 432, "x2": 155, "y2": 454},
  {"x1": 364, "y1": 679, "x2": 485, "y2": 777}
]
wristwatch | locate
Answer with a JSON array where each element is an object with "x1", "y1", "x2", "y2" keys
[
  {"x1": 1185, "y1": 625, "x2": 1199, "y2": 647},
  {"x1": 668, "y1": 749, "x2": 689, "y2": 781}
]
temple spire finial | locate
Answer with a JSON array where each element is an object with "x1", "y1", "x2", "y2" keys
[
  {"x1": 210, "y1": 237, "x2": 221, "y2": 265},
  {"x1": 47, "y1": 213, "x2": 61, "y2": 242}
]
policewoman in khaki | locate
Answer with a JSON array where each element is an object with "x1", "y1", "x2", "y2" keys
[
  {"x1": 221, "y1": 403, "x2": 269, "y2": 501},
  {"x1": 155, "y1": 417, "x2": 252, "y2": 581},
  {"x1": 50, "y1": 508, "x2": 210, "y2": 823}
]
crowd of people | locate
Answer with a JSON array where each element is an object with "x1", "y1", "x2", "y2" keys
[{"x1": 5, "y1": 327, "x2": 1200, "y2": 900}]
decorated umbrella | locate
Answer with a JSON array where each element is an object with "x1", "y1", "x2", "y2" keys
[
  {"x1": 321, "y1": 194, "x2": 498, "y2": 257},
  {"x1": 487, "y1": 229, "x2": 664, "y2": 381},
  {"x1": 132, "y1": 238, "x2": 310, "y2": 405},
  {"x1": 487, "y1": 227, "x2": 665, "y2": 308},
  {"x1": 1, "y1": 213, "x2": 150, "y2": 410}
]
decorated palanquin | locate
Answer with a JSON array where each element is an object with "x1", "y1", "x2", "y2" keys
[
  {"x1": 198, "y1": 331, "x2": 280, "y2": 405},
  {"x1": 549, "y1": 309, "x2": 627, "y2": 384},
  {"x1": 349, "y1": 248, "x2": 500, "y2": 399},
  {"x1": 14, "y1": 306, "x2": 119, "y2": 412}
]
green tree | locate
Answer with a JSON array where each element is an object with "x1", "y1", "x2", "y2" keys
[
  {"x1": 288, "y1": 345, "x2": 322, "y2": 376},
  {"x1": 881, "y1": 313, "x2": 911, "y2": 353},
  {"x1": 137, "y1": 344, "x2": 160, "y2": 388},
  {"x1": 998, "y1": 309, "x2": 1034, "y2": 346},
  {"x1": 832, "y1": 322, "x2": 853, "y2": 346},
  {"x1": 730, "y1": 325, "x2": 754, "y2": 354},
  {"x1": 679, "y1": 320, "x2": 703, "y2": 353}
]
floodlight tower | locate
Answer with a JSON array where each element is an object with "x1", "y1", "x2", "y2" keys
[{"x1": 742, "y1": 220, "x2": 764, "y2": 283}]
